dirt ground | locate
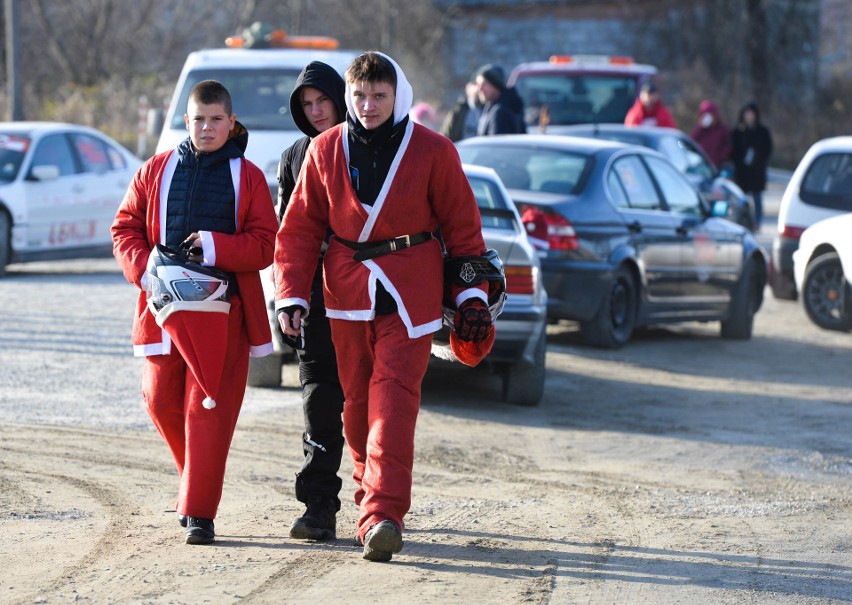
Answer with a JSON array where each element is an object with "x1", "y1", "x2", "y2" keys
[{"x1": 0, "y1": 182, "x2": 850, "y2": 604}]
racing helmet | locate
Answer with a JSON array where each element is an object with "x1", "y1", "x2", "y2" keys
[
  {"x1": 441, "y1": 248, "x2": 507, "y2": 327},
  {"x1": 145, "y1": 244, "x2": 230, "y2": 312}
]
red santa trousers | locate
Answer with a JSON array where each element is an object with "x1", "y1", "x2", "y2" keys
[
  {"x1": 330, "y1": 313, "x2": 433, "y2": 542},
  {"x1": 141, "y1": 296, "x2": 249, "y2": 520}
]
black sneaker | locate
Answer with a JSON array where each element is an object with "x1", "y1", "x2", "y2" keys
[
  {"x1": 289, "y1": 498, "x2": 337, "y2": 541},
  {"x1": 362, "y1": 520, "x2": 403, "y2": 562},
  {"x1": 185, "y1": 517, "x2": 215, "y2": 545}
]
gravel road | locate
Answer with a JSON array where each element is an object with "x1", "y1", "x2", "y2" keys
[{"x1": 0, "y1": 179, "x2": 850, "y2": 604}]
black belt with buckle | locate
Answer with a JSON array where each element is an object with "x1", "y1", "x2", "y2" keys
[{"x1": 336, "y1": 232, "x2": 433, "y2": 261}]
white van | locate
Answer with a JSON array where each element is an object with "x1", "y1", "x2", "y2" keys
[{"x1": 156, "y1": 35, "x2": 357, "y2": 202}]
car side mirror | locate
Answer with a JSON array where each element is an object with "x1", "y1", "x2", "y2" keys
[
  {"x1": 711, "y1": 200, "x2": 730, "y2": 218},
  {"x1": 29, "y1": 164, "x2": 61, "y2": 181}
]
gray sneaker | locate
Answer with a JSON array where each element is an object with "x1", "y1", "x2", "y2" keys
[
  {"x1": 289, "y1": 498, "x2": 337, "y2": 541},
  {"x1": 362, "y1": 520, "x2": 403, "y2": 562}
]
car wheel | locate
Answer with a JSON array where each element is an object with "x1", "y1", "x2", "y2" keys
[
  {"x1": 720, "y1": 258, "x2": 760, "y2": 339},
  {"x1": 580, "y1": 266, "x2": 637, "y2": 348},
  {"x1": 501, "y1": 324, "x2": 546, "y2": 407},
  {"x1": 0, "y1": 211, "x2": 10, "y2": 278},
  {"x1": 801, "y1": 252, "x2": 852, "y2": 332},
  {"x1": 246, "y1": 353, "x2": 284, "y2": 387}
]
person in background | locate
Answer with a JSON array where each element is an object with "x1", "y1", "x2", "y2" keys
[
  {"x1": 276, "y1": 61, "x2": 347, "y2": 542},
  {"x1": 409, "y1": 100, "x2": 438, "y2": 130},
  {"x1": 474, "y1": 63, "x2": 525, "y2": 135},
  {"x1": 730, "y1": 100, "x2": 773, "y2": 231},
  {"x1": 274, "y1": 51, "x2": 492, "y2": 562},
  {"x1": 112, "y1": 80, "x2": 278, "y2": 545},
  {"x1": 624, "y1": 81, "x2": 677, "y2": 128},
  {"x1": 440, "y1": 80, "x2": 481, "y2": 142},
  {"x1": 690, "y1": 99, "x2": 731, "y2": 170}
]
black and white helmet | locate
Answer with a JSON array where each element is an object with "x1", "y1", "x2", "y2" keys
[
  {"x1": 441, "y1": 248, "x2": 507, "y2": 327},
  {"x1": 144, "y1": 244, "x2": 230, "y2": 312}
]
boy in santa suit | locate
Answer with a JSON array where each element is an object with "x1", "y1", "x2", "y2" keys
[
  {"x1": 274, "y1": 52, "x2": 493, "y2": 562},
  {"x1": 112, "y1": 80, "x2": 278, "y2": 545}
]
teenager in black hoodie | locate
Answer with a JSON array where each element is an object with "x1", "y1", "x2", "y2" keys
[{"x1": 276, "y1": 61, "x2": 347, "y2": 540}]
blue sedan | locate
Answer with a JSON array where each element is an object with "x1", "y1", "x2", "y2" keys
[{"x1": 457, "y1": 134, "x2": 768, "y2": 348}]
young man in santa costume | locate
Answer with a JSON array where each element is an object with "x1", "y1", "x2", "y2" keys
[
  {"x1": 274, "y1": 52, "x2": 493, "y2": 562},
  {"x1": 112, "y1": 80, "x2": 278, "y2": 545}
]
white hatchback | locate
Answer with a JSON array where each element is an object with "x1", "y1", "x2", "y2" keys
[
  {"x1": 0, "y1": 122, "x2": 142, "y2": 276},
  {"x1": 770, "y1": 136, "x2": 852, "y2": 299},
  {"x1": 792, "y1": 213, "x2": 852, "y2": 332}
]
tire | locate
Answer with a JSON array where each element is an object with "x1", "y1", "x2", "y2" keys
[
  {"x1": 501, "y1": 324, "x2": 546, "y2": 407},
  {"x1": 580, "y1": 266, "x2": 637, "y2": 348},
  {"x1": 0, "y1": 211, "x2": 11, "y2": 278},
  {"x1": 246, "y1": 353, "x2": 283, "y2": 387},
  {"x1": 721, "y1": 258, "x2": 760, "y2": 339},
  {"x1": 800, "y1": 252, "x2": 852, "y2": 332}
]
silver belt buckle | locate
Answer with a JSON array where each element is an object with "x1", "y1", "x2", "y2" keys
[{"x1": 401, "y1": 234, "x2": 410, "y2": 249}]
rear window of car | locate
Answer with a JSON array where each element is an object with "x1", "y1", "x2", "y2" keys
[
  {"x1": 458, "y1": 144, "x2": 591, "y2": 195},
  {"x1": 800, "y1": 152, "x2": 852, "y2": 210},
  {"x1": 0, "y1": 134, "x2": 31, "y2": 182},
  {"x1": 514, "y1": 74, "x2": 638, "y2": 126},
  {"x1": 466, "y1": 175, "x2": 516, "y2": 231}
]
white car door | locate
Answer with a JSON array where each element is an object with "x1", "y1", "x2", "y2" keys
[
  {"x1": 25, "y1": 132, "x2": 91, "y2": 251},
  {"x1": 67, "y1": 132, "x2": 132, "y2": 248}
]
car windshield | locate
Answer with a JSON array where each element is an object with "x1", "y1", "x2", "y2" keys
[
  {"x1": 458, "y1": 144, "x2": 591, "y2": 195},
  {"x1": 800, "y1": 152, "x2": 852, "y2": 211},
  {"x1": 0, "y1": 133, "x2": 31, "y2": 182},
  {"x1": 514, "y1": 74, "x2": 638, "y2": 126},
  {"x1": 466, "y1": 175, "x2": 517, "y2": 230},
  {"x1": 170, "y1": 68, "x2": 301, "y2": 131}
]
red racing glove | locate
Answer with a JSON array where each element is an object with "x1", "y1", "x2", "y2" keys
[{"x1": 454, "y1": 299, "x2": 492, "y2": 343}]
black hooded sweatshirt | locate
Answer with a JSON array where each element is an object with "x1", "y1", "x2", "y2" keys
[{"x1": 276, "y1": 61, "x2": 346, "y2": 220}]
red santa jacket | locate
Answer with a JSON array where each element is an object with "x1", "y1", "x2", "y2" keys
[
  {"x1": 274, "y1": 120, "x2": 486, "y2": 339},
  {"x1": 112, "y1": 148, "x2": 278, "y2": 357}
]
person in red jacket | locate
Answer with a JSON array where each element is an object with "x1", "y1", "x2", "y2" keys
[
  {"x1": 112, "y1": 80, "x2": 278, "y2": 545},
  {"x1": 624, "y1": 81, "x2": 677, "y2": 128},
  {"x1": 274, "y1": 52, "x2": 493, "y2": 562},
  {"x1": 690, "y1": 99, "x2": 731, "y2": 170}
]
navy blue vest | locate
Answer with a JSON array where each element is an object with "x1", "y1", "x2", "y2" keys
[{"x1": 165, "y1": 137, "x2": 240, "y2": 250}]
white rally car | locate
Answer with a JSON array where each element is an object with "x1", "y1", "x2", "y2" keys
[{"x1": 0, "y1": 122, "x2": 142, "y2": 276}]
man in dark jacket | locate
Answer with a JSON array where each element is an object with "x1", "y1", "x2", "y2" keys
[
  {"x1": 730, "y1": 101, "x2": 773, "y2": 231},
  {"x1": 474, "y1": 64, "x2": 525, "y2": 136},
  {"x1": 276, "y1": 61, "x2": 347, "y2": 540}
]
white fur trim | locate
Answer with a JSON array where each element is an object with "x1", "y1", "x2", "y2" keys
[
  {"x1": 198, "y1": 230, "x2": 216, "y2": 266},
  {"x1": 455, "y1": 288, "x2": 488, "y2": 308},
  {"x1": 150, "y1": 300, "x2": 231, "y2": 327},
  {"x1": 274, "y1": 297, "x2": 310, "y2": 315},
  {"x1": 202, "y1": 397, "x2": 216, "y2": 409},
  {"x1": 159, "y1": 152, "x2": 179, "y2": 244},
  {"x1": 250, "y1": 342, "x2": 275, "y2": 358}
]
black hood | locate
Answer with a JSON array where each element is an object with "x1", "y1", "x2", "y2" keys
[{"x1": 290, "y1": 61, "x2": 346, "y2": 138}]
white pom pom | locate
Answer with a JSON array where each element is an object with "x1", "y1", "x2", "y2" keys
[{"x1": 202, "y1": 397, "x2": 216, "y2": 409}]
